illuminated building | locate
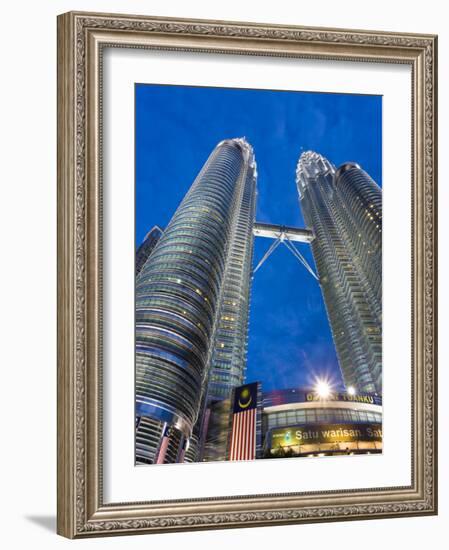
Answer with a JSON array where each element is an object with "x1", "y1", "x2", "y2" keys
[
  {"x1": 262, "y1": 387, "x2": 382, "y2": 457},
  {"x1": 135, "y1": 138, "x2": 257, "y2": 465},
  {"x1": 296, "y1": 152, "x2": 382, "y2": 395},
  {"x1": 202, "y1": 385, "x2": 382, "y2": 461},
  {"x1": 206, "y1": 144, "x2": 257, "y2": 400},
  {"x1": 135, "y1": 143, "x2": 382, "y2": 464}
]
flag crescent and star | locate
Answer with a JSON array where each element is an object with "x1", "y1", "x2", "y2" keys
[{"x1": 229, "y1": 382, "x2": 258, "y2": 461}]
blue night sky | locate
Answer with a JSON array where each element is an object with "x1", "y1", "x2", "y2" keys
[{"x1": 135, "y1": 84, "x2": 382, "y2": 393}]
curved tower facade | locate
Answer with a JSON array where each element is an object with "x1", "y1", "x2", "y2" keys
[
  {"x1": 135, "y1": 225, "x2": 163, "y2": 276},
  {"x1": 333, "y1": 163, "x2": 382, "y2": 315},
  {"x1": 135, "y1": 138, "x2": 257, "y2": 464},
  {"x1": 296, "y1": 152, "x2": 382, "y2": 395},
  {"x1": 206, "y1": 142, "x2": 257, "y2": 400}
]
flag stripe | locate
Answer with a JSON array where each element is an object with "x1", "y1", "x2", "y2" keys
[
  {"x1": 236, "y1": 413, "x2": 241, "y2": 460},
  {"x1": 245, "y1": 412, "x2": 249, "y2": 459},
  {"x1": 230, "y1": 416, "x2": 236, "y2": 460},
  {"x1": 248, "y1": 409, "x2": 253, "y2": 459},
  {"x1": 229, "y1": 408, "x2": 256, "y2": 461},
  {"x1": 239, "y1": 412, "x2": 244, "y2": 459},
  {"x1": 231, "y1": 413, "x2": 238, "y2": 460},
  {"x1": 231, "y1": 414, "x2": 237, "y2": 461}
]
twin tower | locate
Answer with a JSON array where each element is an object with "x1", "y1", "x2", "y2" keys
[{"x1": 135, "y1": 138, "x2": 382, "y2": 464}]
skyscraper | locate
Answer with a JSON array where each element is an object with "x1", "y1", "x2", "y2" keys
[
  {"x1": 206, "y1": 146, "x2": 257, "y2": 401},
  {"x1": 135, "y1": 225, "x2": 163, "y2": 276},
  {"x1": 296, "y1": 152, "x2": 382, "y2": 395},
  {"x1": 135, "y1": 138, "x2": 257, "y2": 464}
]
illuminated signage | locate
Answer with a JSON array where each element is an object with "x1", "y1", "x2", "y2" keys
[
  {"x1": 263, "y1": 389, "x2": 382, "y2": 408},
  {"x1": 305, "y1": 392, "x2": 376, "y2": 404},
  {"x1": 270, "y1": 423, "x2": 382, "y2": 448}
]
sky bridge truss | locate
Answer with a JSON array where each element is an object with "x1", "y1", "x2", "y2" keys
[{"x1": 252, "y1": 222, "x2": 318, "y2": 280}]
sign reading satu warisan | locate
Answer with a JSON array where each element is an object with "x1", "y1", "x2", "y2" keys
[{"x1": 271, "y1": 423, "x2": 382, "y2": 448}]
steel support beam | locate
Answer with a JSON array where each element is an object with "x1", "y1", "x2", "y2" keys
[
  {"x1": 253, "y1": 222, "x2": 314, "y2": 243},
  {"x1": 252, "y1": 222, "x2": 318, "y2": 280}
]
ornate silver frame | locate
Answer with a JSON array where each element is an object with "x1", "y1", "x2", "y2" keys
[{"x1": 57, "y1": 11, "x2": 438, "y2": 538}]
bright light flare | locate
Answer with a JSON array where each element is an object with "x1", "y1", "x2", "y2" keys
[
  {"x1": 347, "y1": 386, "x2": 356, "y2": 396},
  {"x1": 315, "y1": 378, "x2": 332, "y2": 399}
]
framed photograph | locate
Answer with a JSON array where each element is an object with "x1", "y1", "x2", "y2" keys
[{"x1": 57, "y1": 11, "x2": 438, "y2": 538}]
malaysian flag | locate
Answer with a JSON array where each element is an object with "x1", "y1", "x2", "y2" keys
[{"x1": 229, "y1": 382, "x2": 259, "y2": 461}]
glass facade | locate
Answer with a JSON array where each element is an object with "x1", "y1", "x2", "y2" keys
[
  {"x1": 264, "y1": 407, "x2": 382, "y2": 431},
  {"x1": 206, "y1": 141, "x2": 257, "y2": 401},
  {"x1": 135, "y1": 225, "x2": 163, "y2": 276},
  {"x1": 296, "y1": 152, "x2": 382, "y2": 394},
  {"x1": 135, "y1": 139, "x2": 257, "y2": 464}
]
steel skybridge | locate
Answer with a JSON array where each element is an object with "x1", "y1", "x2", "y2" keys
[{"x1": 252, "y1": 222, "x2": 318, "y2": 280}]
